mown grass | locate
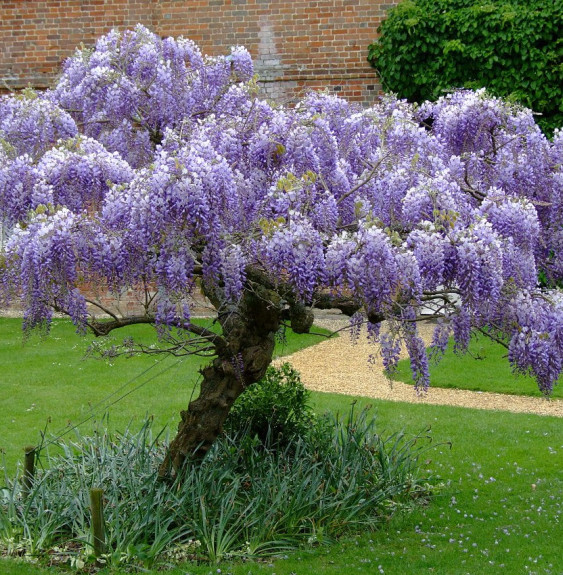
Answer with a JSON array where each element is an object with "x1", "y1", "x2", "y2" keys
[
  {"x1": 0, "y1": 317, "x2": 330, "y2": 473},
  {"x1": 390, "y1": 331, "x2": 563, "y2": 399},
  {"x1": 3, "y1": 400, "x2": 562, "y2": 575},
  {"x1": 2, "y1": 319, "x2": 562, "y2": 574}
]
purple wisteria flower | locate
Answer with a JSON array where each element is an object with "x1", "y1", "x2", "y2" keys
[{"x1": 1, "y1": 27, "x2": 563, "y2": 395}]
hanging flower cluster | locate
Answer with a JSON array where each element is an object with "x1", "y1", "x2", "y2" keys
[{"x1": 1, "y1": 27, "x2": 563, "y2": 394}]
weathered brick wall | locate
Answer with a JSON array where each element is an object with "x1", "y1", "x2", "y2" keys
[{"x1": 0, "y1": 0, "x2": 398, "y2": 104}]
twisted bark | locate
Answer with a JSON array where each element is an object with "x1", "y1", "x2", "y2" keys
[{"x1": 158, "y1": 283, "x2": 283, "y2": 478}]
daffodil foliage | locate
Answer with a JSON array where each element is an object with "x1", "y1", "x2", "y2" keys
[{"x1": 2, "y1": 25, "x2": 563, "y2": 411}]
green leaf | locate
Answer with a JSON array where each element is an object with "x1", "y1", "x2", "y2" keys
[{"x1": 367, "y1": 0, "x2": 563, "y2": 136}]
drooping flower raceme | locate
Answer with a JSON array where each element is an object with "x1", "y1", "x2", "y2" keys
[
  {"x1": 5, "y1": 207, "x2": 89, "y2": 331},
  {"x1": 506, "y1": 292, "x2": 563, "y2": 395},
  {"x1": 36, "y1": 136, "x2": 134, "y2": 213},
  {"x1": 0, "y1": 90, "x2": 77, "y2": 160},
  {"x1": 51, "y1": 24, "x2": 253, "y2": 168},
  {"x1": 1, "y1": 27, "x2": 563, "y2": 395},
  {"x1": 0, "y1": 152, "x2": 39, "y2": 224}
]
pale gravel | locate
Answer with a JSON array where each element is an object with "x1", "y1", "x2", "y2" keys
[{"x1": 274, "y1": 317, "x2": 563, "y2": 418}]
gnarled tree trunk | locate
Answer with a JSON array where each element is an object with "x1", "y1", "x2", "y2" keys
[{"x1": 158, "y1": 283, "x2": 283, "y2": 479}]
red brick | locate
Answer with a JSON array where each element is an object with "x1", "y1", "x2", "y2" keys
[{"x1": 1, "y1": 0, "x2": 393, "y2": 100}]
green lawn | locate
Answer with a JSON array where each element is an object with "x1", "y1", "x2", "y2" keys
[
  {"x1": 2, "y1": 319, "x2": 562, "y2": 574},
  {"x1": 390, "y1": 331, "x2": 563, "y2": 399},
  {"x1": 3, "y1": 400, "x2": 562, "y2": 575},
  {"x1": 0, "y1": 317, "x2": 330, "y2": 473}
]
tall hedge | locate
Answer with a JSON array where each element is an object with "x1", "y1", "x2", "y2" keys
[{"x1": 368, "y1": 0, "x2": 563, "y2": 136}]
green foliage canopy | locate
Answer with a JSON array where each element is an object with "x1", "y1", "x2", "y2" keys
[{"x1": 368, "y1": 0, "x2": 563, "y2": 136}]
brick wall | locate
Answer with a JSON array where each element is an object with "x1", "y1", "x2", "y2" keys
[{"x1": 0, "y1": 0, "x2": 398, "y2": 105}]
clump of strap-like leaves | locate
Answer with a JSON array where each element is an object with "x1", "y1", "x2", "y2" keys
[
  {"x1": 0, "y1": 412, "x2": 433, "y2": 567},
  {"x1": 1, "y1": 25, "x2": 562, "y2": 397}
]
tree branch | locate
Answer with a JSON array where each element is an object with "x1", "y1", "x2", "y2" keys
[
  {"x1": 87, "y1": 315, "x2": 156, "y2": 336},
  {"x1": 87, "y1": 315, "x2": 227, "y2": 352},
  {"x1": 336, "y1": 154, "x2": 389, "y2": 206},
  {"x1": 477, "y1": 326, "x2": 509, "y2": 350},
  {"x1": 312, "y1": 291, "x2": 362, "y2": 318},
  {"x1": 462, "y1": 166, "x2": 486, "y2": 202},
  {"x1": 83, "y1": 298, "x2": 119, "y2": 322},
  {"x1": 96, "y1": 339, "x2": 217, "y2": 359}
]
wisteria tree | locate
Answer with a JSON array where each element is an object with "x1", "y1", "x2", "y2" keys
[{"x1": 1, "y1": 26, "x2": 562, "y2": 477}]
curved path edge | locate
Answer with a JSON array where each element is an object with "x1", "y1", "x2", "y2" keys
[{"x1": 275, "y1": 317, "x2": 563, "y2": 418}]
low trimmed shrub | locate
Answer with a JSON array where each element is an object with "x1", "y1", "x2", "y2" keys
[{"x1": 224, "y1": 362, "x2": 315, "y2": 447}]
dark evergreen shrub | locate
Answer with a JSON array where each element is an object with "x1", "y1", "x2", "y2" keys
[
  {"x1": 224, "y1": 362, "x2": 314, "y2": 446},
  {"x1": 368, "y1": 0, "x2": 563, "y2": 136}
]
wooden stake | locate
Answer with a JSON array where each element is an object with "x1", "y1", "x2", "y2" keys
[
  {"x1": 22, "y1": 446, "x2": 36, "y2": 500},
  {"x1": 89, "y1": 487, "x2": 105, "y2": 558}
]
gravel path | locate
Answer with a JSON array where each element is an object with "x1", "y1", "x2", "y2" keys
[{"x1": 275, "y1": 316, "x2": 563, "y2": 418}]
